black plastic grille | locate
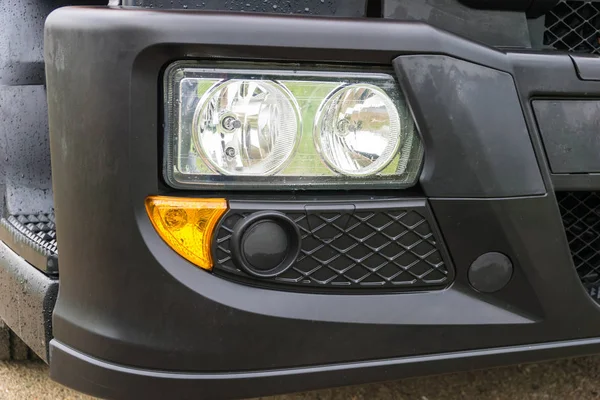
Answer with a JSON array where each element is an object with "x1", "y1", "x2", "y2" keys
[
  {"x1": 212, "y1": 201, "x2": 452, "y2": 292},
  {"x1": 544, "y1": 1, "x2": 600, "y2": 54},
  {"x1": 557, "y1": 192, "x2": 600, "y2": 299}
]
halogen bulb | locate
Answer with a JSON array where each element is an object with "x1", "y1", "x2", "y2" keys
[
  {"x1": 314, "y1": 84, "x2": 401, "y2": 177},
  {"x1": 220, "y1": 114, "x2": 241, "y2": 133},
  {"x1": 194, "y1": 80, "x2": 300, "y2": 176}
]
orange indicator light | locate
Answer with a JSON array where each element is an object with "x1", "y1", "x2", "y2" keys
[{"x1": 145, "y1": 196, "x2": 227, "y2": 270}]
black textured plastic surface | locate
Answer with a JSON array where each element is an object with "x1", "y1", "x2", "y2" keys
[
  {"x1": 213, "y1": 201, "x2": 452, "y2": 291},
  {"x1": 468, "y1": 252, "x2": 513, "y2": 293},
  {"x1": 571, "y1": 54, "x2": 600, "y2": 80},
  {"x1": 44, "y1": 6, "x2": 600, "y2": 398},
  {"x1": 394, "y1": 55, "x2": 545, "y2": 198},
  {"x1": 0, "y1": 214, "x2": 57, "y2": 274},
  {"x1": 457, "y1": 0, "x2": 558, "y2": 17},
  {"x1": 556, "y1": 191, "x2": 600, "y2": 302},
  {"x1": 534, "y1": 100, "x2": 600, "y2": 174},
  {"x1": 47, "y1": 336, "x2": 600, "y2": 400},
  {"x1": 544, "y1": 1, "x2": 600, "y2": 54},
  {"x1": 383, "y1": 0, "x2": 531, "y2": 48}
]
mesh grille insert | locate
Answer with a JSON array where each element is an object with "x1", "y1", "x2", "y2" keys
[
  {"x1": 212, "y1": 201, "x2": 453, "y2": 293},
  {"x1": 544, "y1": 1, "x2": 600, "y2": 54},
  {"x1": 556, "y1": 192, "x2": 600, "y2": 299}
]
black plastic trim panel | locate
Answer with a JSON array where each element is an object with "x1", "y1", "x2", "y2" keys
[
  {"x1": 459, "y1": 0, "x2": 558, "y2": 17},
  {"x1": 42, "y1": 7, "x2": 600, "y2": 399},
  {"x1": 508, "y1": 52, "x2": 600, "y2": 192},
  {"x1": 384, "y1": 0, "x2": 531, "y2": 48},
  {"x1": 572, "y1": 54, "x2": 600, "y2": 81},
  {"x1": 552, "y1": 174, "x2": 600, "y2": 190},
  {"x1": 212, "y1": 199, "x2": 454, "y2": 292},
  {"x1": 50, "y1": 337, "x2": 600, "y2": 400},
  {"x1": 395, "y1": 55, "x2": 545, "y2": 198},
  {"x1": 534, "y1": 100, "x2": 600, "y2": 174}
]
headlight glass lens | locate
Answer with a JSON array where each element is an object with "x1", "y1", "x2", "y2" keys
[
  {"x1": 194, "y1": 80, "x2": 300, "y2": 176},
  {"x1": 164, "y1": 62, "x2": 423, "y2": 190},
  {"x1": 315, "y1": 84, "x2": 401, "y2": 177}
]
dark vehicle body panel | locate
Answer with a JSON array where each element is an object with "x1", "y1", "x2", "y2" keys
[{"x1": 38, "y1": 6, "x2": 600, "y2": 398}]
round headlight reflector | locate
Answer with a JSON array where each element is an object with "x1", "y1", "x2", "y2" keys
[
  {"x1": 193, "y1": 80, "x2": 300, "y2": 176},
  {"x1": 314, "y1": 84, "x2": 401, "y2": 177}
]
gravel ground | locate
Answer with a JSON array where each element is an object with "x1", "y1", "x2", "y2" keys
[{"x1": 1, "y1": 356, "x2": 600, "y2": 399}]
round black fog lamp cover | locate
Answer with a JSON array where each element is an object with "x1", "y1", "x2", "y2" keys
[{"x1": 230, "y1": 211, "x2": 301, "y2": 278}]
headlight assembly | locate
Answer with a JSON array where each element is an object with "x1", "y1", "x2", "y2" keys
[{"x1": 164, "y1": 62, "x2": 423, "y2": 189}]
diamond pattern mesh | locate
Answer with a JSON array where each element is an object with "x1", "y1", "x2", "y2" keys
[
  {"x1": 557, "y1": 192, "x2": 600, "y2": 298},
  {"x1": 213, "y1": 204, "x2": 451, "y2": 291},
  {"x1": 544, "y1": 1, "x2": 600, "y2": 54}
]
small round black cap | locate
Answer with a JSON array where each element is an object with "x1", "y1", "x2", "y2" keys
[
  {"x1": 230, "y1": 211, "x2": 301, "y2": 278},
  {"x1": 468, "y1": 252, "x2": 513, "y2": 293},
  {"x1": 242, "y1": 220, "x2": 289, "y2": 271}
]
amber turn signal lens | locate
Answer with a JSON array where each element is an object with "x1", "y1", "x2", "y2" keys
[{"x1": 145, "y1": 196, "x2": 227, "y2": 270}]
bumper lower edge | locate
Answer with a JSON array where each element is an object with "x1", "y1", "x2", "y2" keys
[{"x1": 50, "y1": 337, "x2": 600, "y2": 400}]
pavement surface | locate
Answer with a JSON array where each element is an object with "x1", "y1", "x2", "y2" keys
[{"x1": 0, "y1": 356, "x2": 600, "y2": 399}]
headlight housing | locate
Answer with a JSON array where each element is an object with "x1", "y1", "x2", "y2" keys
[{"x1": 164, "y1": 62, "x2": 423, "y2": 190}]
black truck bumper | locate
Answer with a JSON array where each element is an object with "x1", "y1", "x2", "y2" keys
[{"x1": 39, "y1": 5, "x2": 600, "y2": 399}]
